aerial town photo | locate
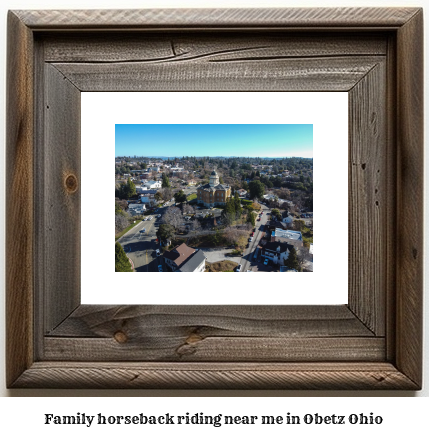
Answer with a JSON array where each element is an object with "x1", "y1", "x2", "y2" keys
[{"x1": 115, "y1": 124, "x2": 313, "y2": 273}]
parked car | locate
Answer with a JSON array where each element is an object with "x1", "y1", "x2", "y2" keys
[
  {"x1": 251, "y1": 232, "x2": 254, "y2": 236},
  {"x1": 264, "y1": 258, "x2": 269, "y2": 265},
  {"x1": 158, "y1": 265, "x2": 163, "y2": 272},
  {"x1": 155, "y1": 249, "x2": 160, "y2": 256},
  {"x1": 235, "y1": 265, "x2": 242, "y2": 272},
  {"x1": 140, "y1": 228, "x2": 146, "y2": 233},
  {"x1": 249, "y1": 237, "x2": 253, "y2": 242}
]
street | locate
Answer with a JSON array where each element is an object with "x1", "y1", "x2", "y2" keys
[
  {"x1": 239, "y1": 203, "x2": 271, "y2": 272},
  {"x1": 117, "y1": 206, "x2": 167, "y2": 272},
  {"x1": 117, "y1": 200, "x2": 272, "y2": 272}
]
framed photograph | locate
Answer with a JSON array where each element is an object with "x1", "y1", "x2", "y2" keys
[
  {"x1": 85, "y1": 92, "x2": 348, "y2": 305},
  {"x1": 6, "y1": 7, "x2": 423, "y2": 389}
]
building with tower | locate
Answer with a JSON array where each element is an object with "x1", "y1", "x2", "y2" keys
[{"x1": 196, "y1": 169, "x2": 232, "y2": 208}]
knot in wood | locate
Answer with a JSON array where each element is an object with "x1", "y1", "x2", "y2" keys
[
  {"x1": 114, "y1": 331, "x2": 128, "y2": 343},
  {"x1": 65, "y1": 174, "x2": 78, "y2": 193}
]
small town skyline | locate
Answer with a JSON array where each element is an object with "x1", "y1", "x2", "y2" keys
[
  {"x1": 115, "y1": 151, "x2": 313, "y2": 273},
  {"x1": 115, "y1": 124, "x2": 313, "y2": 159}
]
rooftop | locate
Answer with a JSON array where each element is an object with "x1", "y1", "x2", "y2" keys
[
  {"x1": 263, "y1": 240, "x2": 294, "y2": 254},
  {"x1": 163, "y1": 243, "x2": 196, "y2": 268},
  {"x1": 179, "y1": 250, "x2": 206, "y2": 272},
  {"x1": 273, "y1": 228, "x2": 303, "y2": 241}
]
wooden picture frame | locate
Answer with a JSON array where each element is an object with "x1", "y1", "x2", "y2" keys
[{"x1": 6, "y1": 8, "x2": 423, "y2": 390}]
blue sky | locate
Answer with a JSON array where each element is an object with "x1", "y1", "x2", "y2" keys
[{"x1": 115, "y1": 124, "x2": 313, "y2": 158}]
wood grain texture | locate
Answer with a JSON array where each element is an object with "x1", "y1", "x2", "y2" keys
[
  {"x1": 348, "y1": 62, "x2": 386, "y2": 335},
  {"x1": 395, "y1": 9, "x2": 423, "y2": 388},
  {"x1": 43, "y1": 305, "x2": 380, "y2": 362},
  {"x1": 44, "y1": 337, "x2": 385, "y2": 362},
  {"x1": 47, "y1": 305, "x2": 375, "y2": 338},
  {"x1": 52, "y1": 56, "x2": 383, "y2": 92},
  {"x1": 14, "y1": 8, "x2": 420, "y2": 29},
  {"x1": 42, "y1": 33, "x2": 388, "y2": 63},
  {"x1": 11, "y1": 362, "x2": 419, "y2": 390},
  {"x1": 385, "y1": 34, "x2": 398, "y2": 363},
  {"x1": 6, "y1": 11, "x2": 34, "y2": 388},
  {"x1": 43, "y1": 64, "x2": 81, "y2": 333}
]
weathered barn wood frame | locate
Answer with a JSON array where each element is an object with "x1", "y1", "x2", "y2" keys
[{"x1": 6, "y1": 8, "x2": 423, "y2": 389}]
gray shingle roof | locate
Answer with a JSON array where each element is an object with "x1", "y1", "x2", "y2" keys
[
  {"x1": 198, "y1": 183, "x2": 230, "y2": 192},
  {"x1": 179, "y1": 250, "x2": 206, "y2": 272}
]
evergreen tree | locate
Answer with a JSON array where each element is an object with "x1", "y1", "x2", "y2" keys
[
  {"x1": 174, "y1": 190, "x2": 187, "y2": 204},
  {"x1": 115, "y1": 242, "x2": 133, "y2": 272},
  {"x1": 246, "y1": 210, "x2": 256, "y2": 226},
  {"x1": 248, "y1": 180, "x2": 265, "y2": 199},
  {"x1": 285, "y1": 247, "x2": 299, "y2": 271},
  {"x1": 124, "y1": 177, "x2": 136, "y2": 199},
  {"x1": 271, "y1": 208, "x2": 282, "y2": 220},
  {"x1": 162, "y1": 173, "x2": 171, "y2": 188},
  {"x1": 222, "y1": 197, "x2": 236, "y2": 226},
  {"x1": 234, "y1": 192, "x2": 242, "y2": 219},
  {"x1": 156, "y1": 224, "x2": 175, "y2": 243}
]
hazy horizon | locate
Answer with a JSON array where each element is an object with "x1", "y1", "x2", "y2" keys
[{"x1": 115, "y1": 155, "x2": 313, "y2": 159}]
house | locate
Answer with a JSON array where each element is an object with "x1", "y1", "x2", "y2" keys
[
  {"x1": 128, "y1": 203, "x2": 146, "y2": 215},
  {"x1": 236, "y1": 189, "x2": 247, "y2": 198},
  {"x1": 261, "y1": 240, "x2": 294, "y2": 266},
  {"x1": 140, "y1": 194, "x2": 157, "y2": 206},
  {"x1": 136, "y1": 185, "x2": 148, "y2": 194},
  {"x1": 282, "y1": 211, "x2": 294, "y2": 227},
  {"x1": 143, "y1": 180, "x2": 161, "y2": 189},
  {"x1": 163, "y1": 243, "x2": 206, "y2": 272},
  {"x1": 270, "y1": 228, "x2": 304, "y2": 248}
]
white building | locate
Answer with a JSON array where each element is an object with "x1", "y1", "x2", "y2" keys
[
  {"x1": 271, "y1": 228, "x2": 303, "y2": 248},
  {"x1": 136, "y1": 185, "x2": 148, "y2": 194},
  {"x1": 128, "y1": 203, "x2": 146, "y2": 215},
  {"x1": 143, "y1": 180, "x2": 161, "y2": 189},
  {"x1": 162, "y1": 243, "x2": 206, "y2": 272}
]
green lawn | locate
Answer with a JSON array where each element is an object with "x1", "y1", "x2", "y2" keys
[
  {"x1": 187, "y1": 193, "x2": 197, "y2": 201},
  {"x1": 115, "y1": 219, "x2": 142, "y2": 241}
]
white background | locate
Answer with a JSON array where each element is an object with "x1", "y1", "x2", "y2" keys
[
  {"x1": 82, "y1": 92, "x2": 348, "y2": 305},
  {"x1": 0, "y1": 0, "x2": 428, "y2": 424}
]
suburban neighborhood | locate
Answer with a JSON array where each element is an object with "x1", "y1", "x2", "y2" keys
[{"x1": 115, "y1": 155, "x2": 313, "y2": 273}]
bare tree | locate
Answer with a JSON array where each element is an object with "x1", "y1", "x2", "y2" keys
[
  {"x1": 222, "y1": 212, "x2": 236, "y2": 227},
  {"x1": 160, "y1": 187, "x2": 173, "y2": 201},
  {"x1": 277, "y1": 188, "x2": 291, "y2": 201},
  {"x1": 190, "y1": 219, "x2": 202, "y2": 233},
  {"x1": 182, "y1": 204, "x2": 195, "y2": 215},
  {"x1": 293, "y1": 220, "x2": 305, "y2": 232},
  {"x1": 296, "y1": 247, "x2": 311, "y2": 272},
  {"x1": 223, "y1": 226, "x2": 248, "y2": 246},
  {"x1": 115, "y1": 214, "x2": 129, "y2": 234},
  {"x1": 162, "y1": 206, "x2": 184, "y2": 229}
]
